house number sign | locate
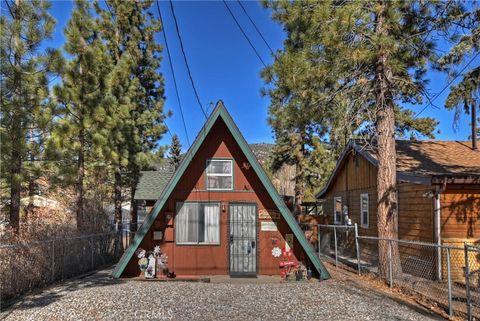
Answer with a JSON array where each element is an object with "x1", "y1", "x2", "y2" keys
[
  {"x1": 259, "y1": 209, "x2": 280, "y2": 220},
  {"x1": 261, "y1": 221, "x2": 278, "y2": 231}
]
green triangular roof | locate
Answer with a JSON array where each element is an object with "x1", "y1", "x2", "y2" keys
[
  {"x1": 134, "y1": 168, "x2": 174, "y2": 200},
  {"x1": 112, "y1": 101, "x2": 330, "y2": 280}
]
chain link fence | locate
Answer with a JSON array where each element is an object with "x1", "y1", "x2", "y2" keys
[
  {"x1": 301, "y1": 223, "x2": 480, "y2": 320},
  {"x1": 0, "y1": 229, "x2": 123, "y2": 303},
  {"x1": 465, "y1": 245, "x2": 480, "y2": 320},
  {"x1": 299, "y1": 223, "x2": 358, "y2": 268},
  {"x1": 356, "y1": 237, "x2": 472, "y2": 318}
]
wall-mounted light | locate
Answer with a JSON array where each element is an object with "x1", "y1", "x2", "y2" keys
[
  {"x1": 423, "y1": 191, "x2": 435, "y2": 199},
  {"x1": 222, "y1": 202, "x2": 226, "y2": 212}
]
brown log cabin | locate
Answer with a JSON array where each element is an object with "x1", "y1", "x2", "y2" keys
[
  {"x1": 112, "y1": 101, "x2": 329, "y2": 279},
  {"x1": 316, "y1": 139, "x2": 480, "y2": 280}
]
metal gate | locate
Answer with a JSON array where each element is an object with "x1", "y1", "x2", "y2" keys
[{"x1": 229, "y1": 203, "x2": 257, "y2": 276}]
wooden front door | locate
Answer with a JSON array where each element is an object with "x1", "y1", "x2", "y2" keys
[{"x1": 229, "y1": 203, "x2": 257, "y2": 276}]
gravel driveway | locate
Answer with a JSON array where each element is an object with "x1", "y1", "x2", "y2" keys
[{"x1": 1, "y1": 268, "x2": 442, "y2": 321}]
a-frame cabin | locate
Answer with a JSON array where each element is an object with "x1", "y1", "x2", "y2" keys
[{"x1": 112, "y1": 101, "x2": 329, "y2": 279}]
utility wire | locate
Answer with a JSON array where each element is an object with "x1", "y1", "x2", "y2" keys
[
  {"x1": 168, "y1": 0, "x2": 208, "y2": 119},
  {"x1": 236, "y1": 0, "x2": 275, "y2": 57},
  {"x1": 164, "y1": 121, "x2": 173, "y2": 139},
  {"x1": 222, "y1": 0, "x2": 267, "y2": 68},
  {"x1": 414, "y1": 51, "x2": 480, "y2": 118},
  {"x1": 156, "y1": 0, "x2": 191, "y2": 147}
]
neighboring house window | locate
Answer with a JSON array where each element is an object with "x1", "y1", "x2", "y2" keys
[
  {"x1": 176, "y1": 202, "x2": 220, "y2": 244},
  {"x1": 334, "y1": 197, "x2": 342, "y2": 224},
  {"x1": 206, "y1": 159, "x2": 233, "y2": 190},
  {"x1": 360, "y1": 193, "x2": 369, "y2": 228}
]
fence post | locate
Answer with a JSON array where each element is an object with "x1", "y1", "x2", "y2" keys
[
  {"x1": 388, "y1": 240, "x2": 393, "y2": 288},
  {"x1": 334, "y1": 226, "x2": 338, "y2": 268},
  {"x1": 61, "y1": 240, "x2": 65, "y2": 280},
  {"x1": 91, "y1": 236, "x2": 94, "y2": 271},
  {"x1": 354, "y1": 223, "x2": 361, "y2": 275},
  {"x1": 317, "y1": 225, "x2": 321, "y2": 257},
  {"x1": 51, "y1": 240, "x2": 55, "y2": 283},
  {"x1": 464, "y1": 243, "x2": 472, "y2": 321},
  {"x1": 446, "y1": 247, "x2": 453, "y2": 317}
]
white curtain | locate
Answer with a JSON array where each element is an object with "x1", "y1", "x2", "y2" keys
[
  {"x1": 203, "y1": 204, "x2": 220, "y2": 243},
  {"x1": 176, "y1": 202, "x2": 219, "y2": 244},
  {"x1": 176, "y1": 202, "x2": 198, "y2": 243}
]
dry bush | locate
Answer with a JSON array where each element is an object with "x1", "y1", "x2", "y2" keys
[{"x1": 0, "y1": 189, "x2": 120, "y2": 302}]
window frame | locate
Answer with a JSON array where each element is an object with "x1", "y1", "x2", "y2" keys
[
  {"x1": 175, "y1": 201, "x2": 221, "y2": 245},
  {"x1": 205, "y1": 158, "x2": 234, "y2": 191},
  {"x1": 333, "y1": 196, "x2": 342, "y2": 225},
  {"x1": 360, "y1": 193, "x2": 369, "y2": 228}
]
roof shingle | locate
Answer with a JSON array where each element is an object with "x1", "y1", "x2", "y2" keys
[
  {"x1": 356, "y1": 140, "x2": 480, "y2": 177},
  {"x1": 134, "y1": 167, "x2": 174, "y2": 200}
]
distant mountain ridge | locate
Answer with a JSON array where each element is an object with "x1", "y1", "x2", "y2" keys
[
  {"x1": 154, "y1": 142, "x2": 295, "y2": 196},
  {"x1": 156, "y1": 143, "x2": 274, "y2": 169},
  {"x1": 248, "y1": 143, "x2": 273, "y2": 165}
]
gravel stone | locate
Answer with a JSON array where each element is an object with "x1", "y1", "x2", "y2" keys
[{"x1": 1, "y1": 268, "x2": 440, "y2": 321}]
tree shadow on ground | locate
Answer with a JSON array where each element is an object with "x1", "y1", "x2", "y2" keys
[{"x1": 3, "y1": 267, "x2": 126, "y2": 312}]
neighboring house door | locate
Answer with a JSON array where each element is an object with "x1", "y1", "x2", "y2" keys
[{"x1": 229, "y1": 203, "x2": 257, "y2": 276}]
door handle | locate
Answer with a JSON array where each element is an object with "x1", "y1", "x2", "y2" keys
[
  {"x1": 230, "y1": 235, "x2": 234, "y2": 243},
  {"x1": 251, "y1": 240, "x2": 255, "y2": 249}
]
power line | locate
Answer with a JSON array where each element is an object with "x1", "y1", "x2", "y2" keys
[
  {"x1": 164, "y1": 121, "x2": 173, "y2": 139},
  {"x1": 156, "y1": 0, "x2": 191, "y2": 147},
  {"x1": 236, "y1": 0, "x2": 275, "y2": 56},
  {"x1": 414, "y1": 51, "x2": 480, "y2": 118},
  {"x1": 222, "y1": 0, "x2": 267, "y2": 68},
  {"x1": 168, "y1": 0, "x2": 208, "y2": 119}
]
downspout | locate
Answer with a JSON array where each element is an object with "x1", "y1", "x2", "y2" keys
[
  {"x1": 434, "y1": 178, "x2": 447, "y2": 280},
  {"x1": 434, "y1": 187, "x2": 441, "y2": 280}
]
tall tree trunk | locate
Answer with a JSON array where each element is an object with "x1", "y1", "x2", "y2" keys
[
  {"x1": 129, "y1": 170, "x2": 139, "y2": 235},
  {"x1": 9, "y1": 0, "x2": 22, "y2": 233},
  {"x1": 130, "y1": 184, "x2": 138, "y2": 240},
  {"x1": 293, "y1": 137, "x2": 305, "y2": 216},
  {"x1": 26, "y1": 173, "x2": 35, "y2": 222},
  {"x1": 26, "y1": 128, "x2": 36, "y2": 221},
  {"x1": 294, "y1": 166, "x2": 304, "y2": 216},
  {"x1": 471, "y1": 102, "x2": 477, "y2": 150},
  {"x1": 76, "y1": 126, "x2": 85, "y2": 231},
  {"x1": 114, "y1": 167, "x2": 122, "y2": 226},
  {"x1": 375, "y1": 0, "x2": 401, "y2": 279},
  {"x1": 10, "y1": 115, "x2": 22, "y2": 232}
]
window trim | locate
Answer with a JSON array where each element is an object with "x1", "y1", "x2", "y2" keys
[
  {"x1": 360, "y1": 193, "x2": 369, "y2": 228},
  {"x1": 175, "y1": 201, "x2": 221, "y2": 245},
  {"x1": 205, "y1": 158, "x2": 234, "y2": 191},
  {"x1": 333, "y1": 196, "x2": 342, "y2": 225}
]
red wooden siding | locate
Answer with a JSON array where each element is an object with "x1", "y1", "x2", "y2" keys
[{"x1": 123, "y1": 118, "x2": 305, "y2": 277}]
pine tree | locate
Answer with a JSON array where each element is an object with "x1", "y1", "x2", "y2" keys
[
  {"x1": 264, "y1": 0, "x2": 446, "y2": 278},
  {"x1": 437, "y1": 6, "x2": 479, "y2": 149},
  {"x1": 95, "y1": 0, "x2": 167, "y2": 228},
  {"x1": 169, "y1": 134, "x2": 182, "y2": 169},
  {"x1": 0, "y1": 0, "x2": 60, "y2": 231},
  {"x1": 50, "y1": 0, "x2": 110, "y2": 230},
  {"x1": 94, "y1": 0, "x2": 138, "y2": 225}
]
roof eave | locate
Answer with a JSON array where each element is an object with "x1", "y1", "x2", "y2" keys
[{"x1": 316, "y1": 141, "x2": 438, "y2": 199}]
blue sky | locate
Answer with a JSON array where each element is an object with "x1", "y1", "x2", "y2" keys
[{"x1": 47, "y1": 0, "x2": 478, "y2": 151}]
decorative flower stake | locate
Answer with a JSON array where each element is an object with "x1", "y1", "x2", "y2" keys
[{"x1": 272, "y1": 247, "x2": 281, "y2": 258}]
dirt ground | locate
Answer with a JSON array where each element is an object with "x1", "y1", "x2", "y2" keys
[{"x1": 0, "y1": 263, "x2": 446, "y2": 321}]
